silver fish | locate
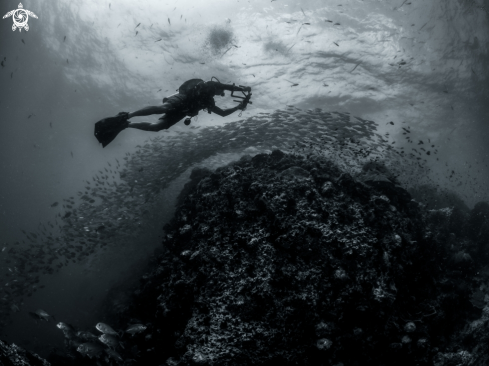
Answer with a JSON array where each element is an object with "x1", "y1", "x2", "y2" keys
[
  {"x1": 29, "y1": 309, "x2": 53, "y2": 322},
  {"x1": 125, "y1": 323, "x2": 147, "y2": 335},
  {"x1": 95, "y1": 322, "x2": 119, "y2": 336},
  {"x1": 77, "y1": 342, "x2": 104, "y2": 359},
  {"x1": 99, "y1": 333, "x2": 123, "y2": 349},
  {"x1": 76, "y1": 330, "x2": 98, "y2": 341},
  {"x1": 105, "y1": 348, "x2": 124, "y2": 362},
  {"x1": 57, "y1": 321, "x2": 75, "y2": 331}
]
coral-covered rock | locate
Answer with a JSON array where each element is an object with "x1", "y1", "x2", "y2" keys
[
  {"x1": 0, "y1": 339, "x2": 50, "y2": 366},
  {"x1": 117, "y1": 151, "x2": 483, "y2": 366}
]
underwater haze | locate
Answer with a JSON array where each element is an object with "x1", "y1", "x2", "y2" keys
[{"x1": 1, "y1": 0, "x2": 489, "y2": 359}]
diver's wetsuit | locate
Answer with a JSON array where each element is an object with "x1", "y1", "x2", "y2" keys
[
  {"x1": 94, "y1": 79, "x2": 250, "y2": 147},
  {"x1": 126, "y1": 80, "x2": 250, "y2": 132}
]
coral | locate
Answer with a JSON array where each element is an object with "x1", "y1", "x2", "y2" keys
[
  {"x1": 113, "y1": 151, "x2": 484, "y2": 366},
  {"x1": 0, "y1": 339, "x2": 50, "y2": 366}
]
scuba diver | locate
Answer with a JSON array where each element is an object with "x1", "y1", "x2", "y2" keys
[{"x1": 94, "y1": 77, "x2": 252, "y2": 147}]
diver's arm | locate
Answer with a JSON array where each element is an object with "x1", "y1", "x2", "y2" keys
[
  {"x1": 206, "y1": 81, "x2": 251, "y2": 92},
  {"x1": 210, "y1": 105, "x2": 241, "y2": 117},
  {"x1": 221, "y1": 83, "x2": 251, "y2": 92}
]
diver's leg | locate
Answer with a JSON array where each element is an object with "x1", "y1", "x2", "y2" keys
[
  {"x1": 127, "y1": 105, "x2": 168, "y2": 118},
  {"x1": 127, "y1": 112, "x2": 186, "y2": 132}
]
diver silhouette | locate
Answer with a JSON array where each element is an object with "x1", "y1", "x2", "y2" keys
[{"x1": 94, "y1": 77, "x2": 252, "y2": 147}]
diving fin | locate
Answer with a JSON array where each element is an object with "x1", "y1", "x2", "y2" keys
[{"x1": 94, "y1": 112, "x2": 129, "y2": 148}]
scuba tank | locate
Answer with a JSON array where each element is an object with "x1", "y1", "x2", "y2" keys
[
  {"x1": 162, "y1": 92, "x2": 178, "y2": 103},
  {"x1": 162, "y1": 78, "x2": 223, "y2": 126},
  {"x1": 178, "y1": 79, "x2": 205, "y2": 94},
  {"x1": 178, "y1": 79, "x2": 208, "y2": 126}
]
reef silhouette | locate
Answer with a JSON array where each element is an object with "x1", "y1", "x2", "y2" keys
[{"x1": 13, "y1": 150, "x2": 489, "y2": 365}]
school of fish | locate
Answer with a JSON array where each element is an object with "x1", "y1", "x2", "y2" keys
[{"x1": 0, "y1": 105, "x2": 477, "y2": 331}]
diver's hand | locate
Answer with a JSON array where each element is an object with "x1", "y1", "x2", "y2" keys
[
  {"x1": 237, "y1": 102, "x2": 246, "y2": 110},
  {"x1": 236, "y1": 85, "x2": 251, "y2": 92}
]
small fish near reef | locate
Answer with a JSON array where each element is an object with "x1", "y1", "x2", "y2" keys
[{"x1": 125, "y1": 324, "x2": 147, "y2": 336}]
